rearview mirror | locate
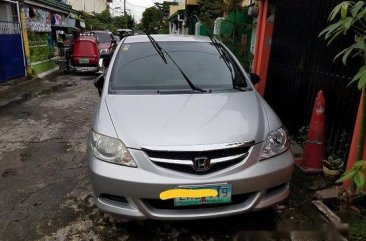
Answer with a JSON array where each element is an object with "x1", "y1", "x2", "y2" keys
[
  {"x1": 250, "y1": 73, "x2": 260, "y2": 85},
  {"x1": 94, "y1": 74, "x2": 105, "y2": 96}
]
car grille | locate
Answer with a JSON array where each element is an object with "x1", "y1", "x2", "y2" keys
[
  {"x1": 142, "y1": 142, "x2": 253, "y2": 175},
  {"x1": 143, "y1": 193, "x2": 254, "y2": 210}
]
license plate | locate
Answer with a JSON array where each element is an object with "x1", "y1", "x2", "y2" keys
[
  {"x1": 79, "y1": 58, "x2": 89, "y2": 64},
  {"x1": 174, "y1": 184, "x2": 232, "y2": 207}
]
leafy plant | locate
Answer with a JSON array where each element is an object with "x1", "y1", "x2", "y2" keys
[
  {"x1": 337, "y1": 160, "x2": 366, "y2": 190},
  {"x1": 320, "y1": 1, "x2": 366, "y2": 191},
  {"x1": 323, "y1": 155, "x2": 345, "y2": 170},
  {"x1": 200, "y1": 0, "x2": 226, "y2": 29}
]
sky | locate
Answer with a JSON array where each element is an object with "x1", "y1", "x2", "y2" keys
[{"x1": 110, "y1": 0, "x2": 166, "y2": 22}]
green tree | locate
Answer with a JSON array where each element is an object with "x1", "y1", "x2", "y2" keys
[
  {"x1": 142, "y1": 7, "x2": 163, "y2": 33},
  {"x1": 81, "y1": 10, "x2": 134, "y2": 32},
  {"x1": 95, "y1": 9, "x2": 112, "y2": 24},
  {"x1": 320, "y1": 1, "x2": 366, "y2": 191},
  {"x1": 200, "y1": 0, "x2": 225, "y2": 29},
  {"x1": 113, "y1": 15, "x2": 128, "y2": 29}
]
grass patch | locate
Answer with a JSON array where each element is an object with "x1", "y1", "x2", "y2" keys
[
  {"x1": 32, "y1": 60, "x2": 56, "y2": 76},
  {"x1": 349, "y1": 214, "x2": 366, "y2": 241}
]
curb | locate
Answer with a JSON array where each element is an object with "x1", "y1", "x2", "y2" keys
[{"x1": 36, "y1": 67, "x2": 59, "y2": 79}]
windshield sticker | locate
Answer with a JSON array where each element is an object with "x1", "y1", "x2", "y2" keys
[{"x1": 122, "y1": 44, "x2": 130, "y2": 51}]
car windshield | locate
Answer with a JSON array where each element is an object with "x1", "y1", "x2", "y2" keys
[
  {"x1": 110, "y1": 41, "x2": 247, "y2": 91},
  {"x1": 94, "y1": 32, "x2": 110, "y2": 43}
]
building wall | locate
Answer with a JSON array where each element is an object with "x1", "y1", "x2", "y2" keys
[
  {"x1": 69, "y1": 0, "x2": 108, "y2": 14},
  {"x1": 0, "y1": 2, "x2": 13, "y2": 22},
  {"x1": 186, "y1": 0, "x2": 200, "y2": 5},
  {"x1": 242, "y1": 0, "x2": 251, "y2": 6},
  {"x1": 169, "y1": 4, "x2": 185, "y2": 16}
]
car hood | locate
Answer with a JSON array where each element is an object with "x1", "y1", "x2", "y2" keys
[{"x1": 105, "y1": 92, "x2": 268, "y2": 149}]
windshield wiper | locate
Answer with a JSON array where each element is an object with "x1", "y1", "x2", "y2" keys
[
  {"x1": 206, "y1": 32, "x2": 246, "y2": 91},
  {"x1": 145, "y1": 32, "x2": 208, "y2": 93},
  {"x1": 146, "y1": 34, "x2": 167, "y2": 64}
]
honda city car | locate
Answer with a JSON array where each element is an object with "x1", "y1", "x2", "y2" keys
[{"x1": 88, "y1": 34, "x2": 294, "y2": 220}]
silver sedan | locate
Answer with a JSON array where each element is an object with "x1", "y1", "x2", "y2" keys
[{"x1": 88, "y1": 34, "x2": 294, "y2": 220}]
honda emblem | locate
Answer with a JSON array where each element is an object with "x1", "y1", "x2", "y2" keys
[{"x1": 193, "y1": 157, "x2": 211, "y2": 171}]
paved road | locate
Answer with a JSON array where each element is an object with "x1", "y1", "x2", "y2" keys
[{"x1": 0, "y1": 72, "x2": 329, "y2": 241}]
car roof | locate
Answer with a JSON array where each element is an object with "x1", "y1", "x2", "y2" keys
[{"x1": 123, "y1": 34, "x2": 211, "y2": 44}]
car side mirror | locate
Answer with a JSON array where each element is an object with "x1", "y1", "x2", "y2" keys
[
  {"x1": 103, "y1": 57, "x2": 111, "y2": 68},
  {"x1": 250, "y1": 73, "x2": 260, "y2": 85},
  {"x1": 94, "y1": 74, "x2": 105, "y2": 96}
]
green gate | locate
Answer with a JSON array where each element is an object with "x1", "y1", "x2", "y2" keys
[{"x1": 219, "y1": 10, "x2": 253, "y2": 70}]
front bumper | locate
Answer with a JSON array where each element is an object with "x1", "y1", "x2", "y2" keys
[{"x1": 88, "y1": 147, "x2": 294, "y2": 220}]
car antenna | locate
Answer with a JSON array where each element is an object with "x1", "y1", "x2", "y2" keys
[{"x1": 144, "y1": 31, "x2": 208, "y2": 93}]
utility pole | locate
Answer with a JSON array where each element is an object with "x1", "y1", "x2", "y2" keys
[{"x1": 124, "y1": 0, "x2": 126, "y2": 16}]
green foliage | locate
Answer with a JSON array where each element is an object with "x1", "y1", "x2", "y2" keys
[
  {"x1": 319, "y1": 1, "x2": 366, "y2": 90},
  {"x1": 200, "y1": 0, "x2": 225, "y2": 29},
  {"x1": 28, "y1": 32, "x2": 53, "y2": 63},
  {"x1": 113, "y1": 15, "x2": 129, "y2": 29},
  {"x1": 349, "y1": 215, "x2": 366, "y2": 241},
  {"x1": 326, "y1": 131, "x2": 350, "y2": 164},
  {"x1": 224, "y1": 0, "x2": 245, "y2": 13},
  {"x1": 323, "y1": 155, "x2": 345, "y2": 170},
  {"x1": 219, "y1": 9, "x2": 253, "y2": 68},
  {"x1": 320, "y1": 1, "x2": 366, "y2": 190},
  {"x1": 29, "y1": 45, "x2": 51, "y2": 63},
  {"x1": 141, "y1": 7, "x2": 163, "y2": 34},
  {"x1": 32, "y1": 60, "x2": 57, "y2": 75},
  {"x1": 81, "y1": 10, "x2": 135, "y2": 33},
  {"x1": 336, "y1": 160, "x2": 366, "y2": 190}
]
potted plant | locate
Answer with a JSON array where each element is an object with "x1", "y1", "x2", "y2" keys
[{"x1": 323, "y1": 155, "x2": 344, "y2": 179}]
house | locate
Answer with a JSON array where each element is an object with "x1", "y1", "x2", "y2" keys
[
  {"x1": 167, "y1": 0, "x2": 200, "y2": 35},
  {"x1": 20, "y1": 0, "x2": 81, "y2": 77}
]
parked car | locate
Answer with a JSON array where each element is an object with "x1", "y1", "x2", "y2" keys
[
  {"x1": 86, "y1": 30, "x2": 117, "y2": 59},
  {"x1": 72, "y1": 35, "x2": 101, "y2": 72},
  {"x1": 116, "y1": 28, "x2": 133, "y2": 39},
  {"x1": 89, "y1": 34, "x2": 294, "y2": 220},
  {"x1": 113, "y1": 35, "x2": 121, "y2": 44}
]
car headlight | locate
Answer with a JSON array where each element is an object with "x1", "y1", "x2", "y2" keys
[
  {"x1": 90, "y1": 130, "x2": 137, "y2": 167},
  {"x1": 261, "y1": 127, "x2": 289, "y2": 159}
]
